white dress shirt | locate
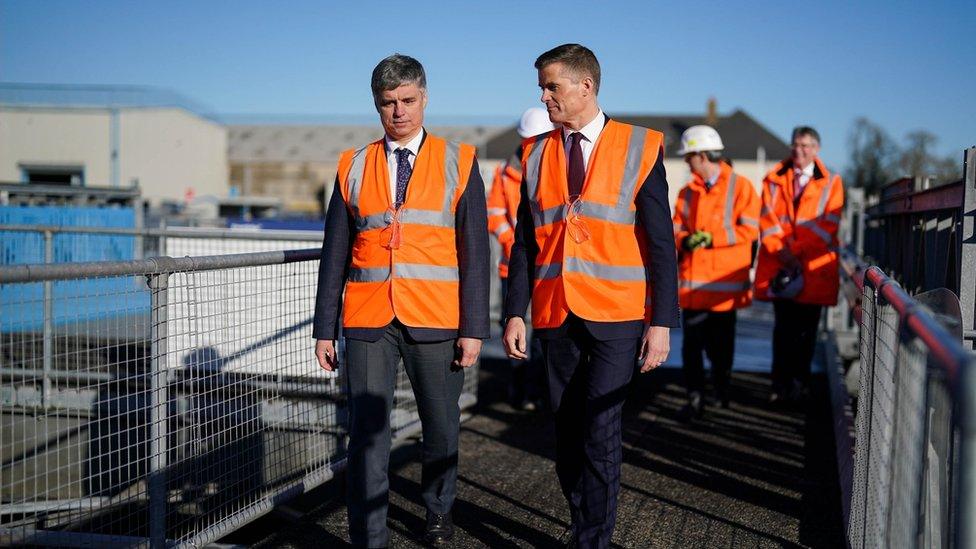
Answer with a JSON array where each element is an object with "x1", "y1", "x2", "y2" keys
[
  {"x1": 385, "y1": 129, "x2": 424, "y2": 200},
  {"x1": 794, "y1": 161, "x2": 815, "y2": 192},
  {"x1": 562, "y1": 110, "x2": 605, "y2": 172}
]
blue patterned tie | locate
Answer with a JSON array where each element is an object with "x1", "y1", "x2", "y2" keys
[{"x1": 394, "y1": 148, "x2": 412, "y2": 207}]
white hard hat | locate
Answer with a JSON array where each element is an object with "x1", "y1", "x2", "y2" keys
[
  {"x1": 517, "y1": 107, "x2": 555, "y2": 138},
  {"x1": 676, "y1": 125, "x2": 724, "y2": 155}
]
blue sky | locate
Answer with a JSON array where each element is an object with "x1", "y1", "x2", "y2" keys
[{"x1": 2, "y1": 0, "x2": 974, "y2": 169}]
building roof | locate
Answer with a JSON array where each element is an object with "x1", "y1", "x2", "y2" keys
[
  {"x1": 484, "y1": 109, "x2": 790, "y2": 161},
  {"x1": 227, "y1": 125, "x2": 508, "y2": 163},
  {"x1": 0, "y1": 83, "x2": 218, "y2": 122}
]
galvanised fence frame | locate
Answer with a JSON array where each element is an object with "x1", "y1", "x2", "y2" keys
[{"x1": 0, "y1": 249, "x2": 479, "y2": 547}]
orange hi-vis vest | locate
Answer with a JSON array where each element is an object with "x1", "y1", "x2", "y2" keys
[
  {"x1": 487, "y1": 150, "x2": 521, "y2": 278},
  {"x1": 673, "y1": 161, "x2": 760, "y2": 311},
  {"x1": 755, "y1": 157, "x2": 844, "y2": 306},
  {"x1": 521, "y1": 120, "x2": 664, "y2": 329},
  {"x1": 337, "y1": 134, "x2": 476, "y2": 329}
]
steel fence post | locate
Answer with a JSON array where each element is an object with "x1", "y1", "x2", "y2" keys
[
  {"x1": 42, "y1": 229, "x2": 53, "y2": 408},
  {"x1": 147, "y1": 271, "x2": 170, "y2": 549}
]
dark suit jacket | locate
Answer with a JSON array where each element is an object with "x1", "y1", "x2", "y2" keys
[
  {"x1": 504, "y1": 123, "x2": 681, "y2": 341},
  {"x1": 312, "y1": 131, "x2": 491, "y2": 343}
]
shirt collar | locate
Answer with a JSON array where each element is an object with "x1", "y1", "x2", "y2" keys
[
  {"x1": 385, "y1": 128, "x2": 425, "y2": 157},
  {"x1": 562, "y1": 110, "x2": 605, "y2": 145},
  {"x1": 795, "y1": 161, "x2": 815, "y2": 178}
]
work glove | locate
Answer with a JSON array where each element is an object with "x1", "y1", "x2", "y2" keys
[{"x1": 683, "y1": 230, "x2": 713, "y2": 251}]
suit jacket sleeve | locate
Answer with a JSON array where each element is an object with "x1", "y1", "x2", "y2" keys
[
  {"x1": 312, "y1": 177, "x2": 352, "y2": 340},
  {"x1": 456, "y1": 158, "x2": 491, "y2": 339},
  {"x1": 504, "y1": 171, "x2": 537, "y2": 319},
  {"x1": 636, "y1": 148, "x2": 681, "y2": 328}
]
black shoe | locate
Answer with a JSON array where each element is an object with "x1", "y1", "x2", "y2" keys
[
  {"x1": 678, "y1": 392, "x2": 704, "y2": 422},
  {"x1": 715, "y1": 388, "x2": 730, "y2": 409},
  {"x1": 424, "y1": 512, "x2": 454, "y2": 546}
]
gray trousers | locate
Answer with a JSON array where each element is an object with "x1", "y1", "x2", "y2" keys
[{"x1": 344, "y1": 323, "x2": 464, "y2": 548}]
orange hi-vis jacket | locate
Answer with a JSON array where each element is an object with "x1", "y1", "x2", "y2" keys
[
  {"x1": 521, "y1": 120, "x2": 664, "y2": 329},
  {"x1": 337, "y1": 134, "x2": 476, "y2": 329},
  {"x1": 487, "y1": 150, "x2": 521, "y2": 278},
  {"x1": 755, "y1": 157, "x2": 844, "y2": 306},
  {"x1": 673, "y1": 161, "x2": 760, "y2": 311}
]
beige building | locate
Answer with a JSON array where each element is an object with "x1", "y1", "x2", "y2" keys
[
  {"x1": 0, "y1": 84, "x2": 228, "y2": 208},
  {"x1": 227, "y1": 125, "x2": 506, "y2": 215}
]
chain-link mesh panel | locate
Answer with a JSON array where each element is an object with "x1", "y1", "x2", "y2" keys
[
  {"x1": 850, "y1": 284, "x2": 876, "y2": 549},
  {"x1": 1, "y1": 252, "x2": 478, "y2": 547},
  {"x1": 886, "y1": 334, "x2": 927, "y2": 548},
  {"x1": 862, "y1": 297, "x2": 899, "y2": 549}
]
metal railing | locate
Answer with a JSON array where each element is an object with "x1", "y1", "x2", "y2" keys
[
  {"x1": 0, "y1": 249, "x2": 478, "y2": 547},
  {"x1": 845, "y1": 266, "x2": 976, "y2": 548}
]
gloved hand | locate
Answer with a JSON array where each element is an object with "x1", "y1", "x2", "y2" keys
[{"x1": 684, "y1": 230, "x2": 713, "y2": 251}]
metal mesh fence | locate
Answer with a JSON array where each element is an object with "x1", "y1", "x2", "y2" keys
[
  {"x1": 0, "y1": 250, "x2": 478, "y2": 547},
  {"x1": 847, "y1": 270, "x2": 971, "y2": 549}
]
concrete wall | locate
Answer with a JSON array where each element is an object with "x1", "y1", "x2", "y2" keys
[{"x1": 0, "y1": 106, "x2": 227, "y2": 206}]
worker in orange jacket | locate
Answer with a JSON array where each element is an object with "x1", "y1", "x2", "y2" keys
[
  {"x1": 487, "y1": 107, "x2": 553, "y2": 411},
  {"x1": 672, "y1": 125, "x2": 760, "y2": 420},
  {"x1": 755, "y1": 126, "x2": 844, "y2": 405}
]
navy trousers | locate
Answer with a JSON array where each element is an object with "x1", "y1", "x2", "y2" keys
[
  {"x1": 344, "y1": 323, "x2": 464, "y2": 548},
  {"x1": 542, "y1": 316, "x2": 639, "y2": 549},
  {"x1": 681, "y1": 309, "x2": 737, "y2": 397},
  {"x1": 771, "y1": 300, "x2": 822, "y2": 396}
]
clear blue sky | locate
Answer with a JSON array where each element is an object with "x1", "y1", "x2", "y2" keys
[{"x1": 2, "y1": 0, "x2": 974, "y2": 169}]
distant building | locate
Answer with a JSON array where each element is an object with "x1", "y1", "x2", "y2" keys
[
  {"x1": 0, "y1": 84, "x2": 229, "y2": 209},
  {"x1": 484, "y1": 104, "x2": 790, "y2": 208},
  {"x1": 227, "y1": 125, "x2": 506, "y2": 215}
]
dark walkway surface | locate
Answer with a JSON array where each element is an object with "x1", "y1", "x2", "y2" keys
[{"x1": 226, "y1": 314, "x2": 844, "y2": 548}]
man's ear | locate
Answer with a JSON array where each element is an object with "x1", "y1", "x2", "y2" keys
[{"x1": 580, "y1": 76, "x2": 595, "y2": 98}]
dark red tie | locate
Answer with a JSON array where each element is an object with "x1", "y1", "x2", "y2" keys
[{"x1": 567, "y1": 132, "x2": 584, "y2": 199}]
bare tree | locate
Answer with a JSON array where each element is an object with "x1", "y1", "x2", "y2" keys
[
  {"x1": 899, "y1": 130, "x2": 963, "y2": 184},
  {"x1": 847, "y1": 117, "x2": 899, "y2": 194}
]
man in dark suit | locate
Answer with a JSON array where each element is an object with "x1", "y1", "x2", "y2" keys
[
  {"x1": 503, "y1": 44, "x2": 679, "y2": 548},
  {"x1": 313, "y1": 54, "x2": 490, "y2": 548}
]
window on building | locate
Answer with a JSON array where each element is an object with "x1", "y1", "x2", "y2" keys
[{"x1": 20, "y1": 165, "x2": 85, "y2": 186}]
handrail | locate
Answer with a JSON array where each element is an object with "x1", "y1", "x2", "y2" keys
[
  {"x1": 0, "y1": 224, "x2": 323, "y2": 241},
  {"x1": 0, "y1": 249, "x2": 320, "y2": 283},
  {"x1": 863, "y1": 266, "x2": 971, "y2": 389}
]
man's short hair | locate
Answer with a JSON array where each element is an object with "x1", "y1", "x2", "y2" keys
[
  {"x1": 791, "y1": 126, "x2": 821, "y2": 145},
  {"x1": 534, "y1": 43, "x2": 601, "y2": 95},
  {"x1": 371, "y1": 54, "x2": 426, "y2": 104}
]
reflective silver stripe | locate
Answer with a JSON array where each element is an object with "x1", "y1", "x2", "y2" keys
[
  {"x1": 442, "y1": 141, "x2": 461, "y2": 211},
  {"x1": 535, "y1": 263, "x2": 562, "y2": 280},
  {"x1": 493, "y1": 221, "x2": 513, "y2": 237},
  {"x1": 816, "y1": 171, "x2": 834, "y2": 217},
  {"x1": 769, "y1": 185, "x2": 780, "y2": 209},
  {"x1": 723, "y1": 173, "x2": 737, "y2": 244},
  {"x1": 680, "y1": 280, "x2": 751, "y2": 292},
  {"x1": 581, "y1": 201, "x2": 637, "y2": 224},
  {"x1": 825, "y1": 213, "x2": 841, "y2": 224},
  {"x1": 524, "y1": 133, "x2": 549, "y2": 200},
  {"x1": 680, "y1": 188, "x2": 691, "y2": 220},
  {"x1": 400, "y1": 209, "x2": 453, "y2": 227},
  {"x1": 533, "y1": 204, "x2": 565, "y2": 227},
  {"x1": 564, "y1": 257, "x2": 646, "y2": 281},
  {"x1": 395, "y1": 263, "x2": 459, "y2": 281},
  {"x1": 673, "y1": 223, "x2": 685, "y2": 233},
  {"x1": 357, "y1": 212, "x2": 388, "y2": 231},
  {"x1": 738, "y1": 216, "x2": 759, "y2": 227},
  {"x1": 779, "y1": 215, "x2": 792, "y2": 225},
  {"x1": 487, "y1": 207, "x2": 507, "y2": 216},
  {"x1": 760, "y1": 205, "x2": 773, "y2": 217},
  {"x1": 797, "y1": 220, "x2": 832, "y2": 244},
  {"x1": 761, "y1": 225, "x2": 783, "y2": 238},
  {"x1": 349, "y1": 266, "x2": 390, "y2": 282},
  {"x1": 346, "y1": 145, "x2": 369, "y2": 218},
  {"x1": 616, "y1": 125, "x2": 647, "y2": 208}
]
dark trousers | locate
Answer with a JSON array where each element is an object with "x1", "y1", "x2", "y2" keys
[
  {"x1": 681, "y1": 309, "x2": 737, "y2": 397},
  {"x1": 500, "y1": 277, "x2": 545, "y2": 405},
  {"x1": 771, "y1": 300, "x2": 823, "y2": 395},
  {"x1": 542, "y1": 316, "x2": 639, "y2": 549},
  {"x1": 344, "y1": 323, "x2": 464, "y2": 548}
]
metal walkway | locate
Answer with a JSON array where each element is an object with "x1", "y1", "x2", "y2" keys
[{"x1": 222, "y1": 310, "x2": 844, "y2": 548}]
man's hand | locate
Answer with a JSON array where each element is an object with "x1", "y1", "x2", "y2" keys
[
  {"x1": 777, "y1": 247, "x2": 801, "y2": 270},
  {"x1": 503, "y1": 316, "x2": 528, "y2": 360},
  {"x1": 454, "y1": 337, "x2": 483, "y2": 368},
  {"x1": 639, "y1": 325, "x2": 670, "y2": 373},
  {"x1": 315, "y1": 339, "x2": 339, "y2": 372}
]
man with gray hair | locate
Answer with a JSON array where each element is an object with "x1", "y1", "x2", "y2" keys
[{"x1": 313, "y1": 53, "x2": 490, "y2": 547}]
